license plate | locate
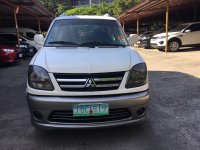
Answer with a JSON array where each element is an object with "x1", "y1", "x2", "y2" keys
[
  {"x1": 73, "y1": 103, "x2": 109, "y2": 117},
  {"x1": 30, "y1": 49, "x2": 33, "y2": 52},
  {"x1": 19, "y1": 54, "x2": 23, "y2": 58}
]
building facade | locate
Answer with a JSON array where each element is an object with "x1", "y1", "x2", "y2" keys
[{"x1": 72, "y1": 0, "x2": 113, "y2": 7}]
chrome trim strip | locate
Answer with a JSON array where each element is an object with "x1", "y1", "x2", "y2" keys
[
  {"x1": 60, "y1": 85, "x2": 85, "y2": 88},
  {"x1": 93, "y1": 77, "x2": 123, "y2": 82},
  {"x1": 95, "y1": 84, "x2": 120, "y2": 88},
  {"x1": 57, "y1": 79, "x2": 87, "y2": 82}
]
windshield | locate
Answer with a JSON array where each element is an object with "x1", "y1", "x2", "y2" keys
[
  {"x1": 170, "y1": 25, "x2": 188, "y2": 32},
  {"x1": 20, "y1": 34, "x2": 33, "y2": 41},
  {"x1": 44, "y1": 19, "x2": 129, "y2": 47}
]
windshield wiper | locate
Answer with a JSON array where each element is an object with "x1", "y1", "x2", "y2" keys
[
  {"x1": 80, "y1": 41, "x2": 126, "y2": 47},
  {"x1": 48, "y1": 41, "x2": 95, "y2": 48},
  {"x1": 48, "y1": 41, "x2": 80, "y2": 46}
]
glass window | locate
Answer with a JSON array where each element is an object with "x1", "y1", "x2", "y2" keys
[
  {"x1": 187, "y1": 23, "x2": 200, "y2": 32},
  {"x1": 80, "y1": 0, "x2": 89, "y2": 5},
  {"x1": 26, "y1": 32, "x2": 35, "y2": 39},
  {"x1": 170, "y1": 25, "x2": 188, "y2": 32},
  {"x1": 92, "y1": 0, "x2": 100, "y2": 4},
  {"x1": 45, "y1": 19, "x2": 129, "y2": 47}
]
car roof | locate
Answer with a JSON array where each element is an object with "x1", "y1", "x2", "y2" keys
[
  {"x1": 55, "y1": 15, "x2": 117, "y2": 21},
  {"x1": 181, "y1": 22, "x2": 200, "y2": 26}
]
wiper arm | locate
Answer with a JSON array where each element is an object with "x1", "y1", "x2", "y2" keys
[
  {"x1": 48, "y1": 41, "x2": 94, "y2": 48},
  {"x1": 48, "y1": 41, "x2": 80, "y2": 46},
  {"x1": 108, "y1": 43, "x2": 126, "y2": 47},
  {"x1": 81, "y1": 41, "x2": 126, "y2": 47}
]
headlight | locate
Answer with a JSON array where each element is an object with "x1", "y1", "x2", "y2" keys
[
  {"x1": 126, "y1": 63, "x2": 147, "y2": 88},
  {"x1": 143, "y1": 36, "x2": 149, "y2": 40},
  {"x1": 1, "y1": 49, "x2": 15, "y2": 52},
  {"x1": 28, "y1": 65, "x2": 54, "y2": 91}
]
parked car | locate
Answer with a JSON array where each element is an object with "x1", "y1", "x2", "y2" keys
[
  {"x1": 0, "y1": 44, "x2": 22, "y2": 64},
  {"x1": 0, "y1": 34, "x2": 35, "y2": 57},
  {"x1": 0, "y1": 27, "x2": 37, "y2": 39},
  {"x1": 138, "y1": 31, "x2": 154, "y2": 48},
  {"x1": 26, "y1": 15, "x2": 149, "y2": 129},
  {"x1": 0, "y1": 33, "x2": 41, "y2": 51},
  {"x1": 138, "y1": 27, "x2": 172, "y2": 49},
  {"x1": 150, "y1": 22, "x2": 200, "y2": 51}
]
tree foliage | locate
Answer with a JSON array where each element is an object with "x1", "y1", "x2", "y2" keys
[
  {"x1": 65, "y1": 2, "x2": 115, "y2": 16},
  {"x1": 37, "y1": 0, "x2": 72, "y2": 15},
  {"x1": 113, "y1": 0, "x2": 140, "y2": 16},
  {"x1": 38, "y1": 0, "x2": 140, "y2": 17},
  {"x1": 65, "y1": 0, "x2": 140, "y2": 17}
]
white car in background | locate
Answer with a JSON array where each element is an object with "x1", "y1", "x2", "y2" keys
[
  {"x1": 0, "y1": 27, "x2": 37, "y2": 39},
  {"x1": 150, "y1": 22, "x2": 200, "y2": 51},
  {"x1": 0, "y1": 33, "x2": 42, "y2": 51}
]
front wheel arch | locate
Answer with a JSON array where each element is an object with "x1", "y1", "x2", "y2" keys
[{"x1": 168, "y1": 38, "x2": 182, "y2": 46}]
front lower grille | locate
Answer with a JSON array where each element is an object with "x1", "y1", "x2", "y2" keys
[
  {"x1": 151, "y1": 37, "x2": 158, "y2": 40},
  {"x1": 54, "y1": 72, "x2": 125, "y2": 92},
  {"x1": 150, "y1": 43, "x2": 158, "y2": 48},
  {"x1": 48, "y1": 108, "x2": 132, "y2": 123}
]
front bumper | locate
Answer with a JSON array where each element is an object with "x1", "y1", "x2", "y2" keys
[
  {"x1": 138, "y1": 39, "x2": 151, "y2": 48},
  {"x1": 26, "y1": 90, "x2": 149, "y2": 129},
  {"x1": 150, "y1": 38, "x2": 166, "y2": 49}
]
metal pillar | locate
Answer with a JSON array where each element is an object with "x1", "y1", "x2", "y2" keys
[
  {"x1": 14, "y1": 7, "x2": 20, "y2": 50},
  {"x1": 38, "y1": 18, "x2": 41, "y2": 34},
  {"x1": 137, "y1": 15, "x2": 139, "y2": 36},
  {"x1": 165, "y1": 0, "x2": 169, "y2": 53}
]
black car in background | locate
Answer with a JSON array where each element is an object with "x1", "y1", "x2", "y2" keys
[
  {"x1": 0, "y1": 34, "x2": 34, "y2": 57},
  {"x1": 138, "y1": 31, "x2": 154, "y2": 48},
  {"x1": 138, "y1": 27, "x2": 171, "y2": 49}
]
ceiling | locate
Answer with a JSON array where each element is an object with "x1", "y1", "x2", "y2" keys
[
  {"x1": 0, "y1": 0, "x2": 55, "y2": 31},
  {"x1": 118, "y1": 0, "x2": 200, "y2": 25}
]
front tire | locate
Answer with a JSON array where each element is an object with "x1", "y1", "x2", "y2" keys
[{"x1": 169, "y1": 40, "x2": 180, "y2": 52}]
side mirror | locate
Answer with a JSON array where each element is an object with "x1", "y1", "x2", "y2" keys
[
  {"x1": 185, "y1": 29, "x2": 191, "y2": 33},
  {"x1": 128, "y1": 34, "x2": 138, "y2": 46},
  {"x1": 34, "y1": 34, "x2": 44, "y2": 46}
]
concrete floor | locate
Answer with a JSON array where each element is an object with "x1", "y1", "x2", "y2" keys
[{"x1": 0, "y1": 48, "x2": 200, "y2": 150}]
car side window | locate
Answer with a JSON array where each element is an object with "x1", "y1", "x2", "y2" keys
[
  {"x1": 187, "y1": 24, "x2": 200, "y2": 32},
  {"x1": 26, "y1": 32, "x2": 35, "y2": 39}
]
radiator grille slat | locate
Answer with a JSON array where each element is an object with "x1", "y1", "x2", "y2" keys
[
  {"x1": 54, "y1": 72, "x2": 125, "y2": 92},
  {"x1": 48, "y1": 108, "x2": 132, "y2": 123}
]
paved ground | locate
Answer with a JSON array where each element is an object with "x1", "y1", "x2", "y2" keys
[{"x1": 0, "y1": 48, "x2": 200, "y2": 150}]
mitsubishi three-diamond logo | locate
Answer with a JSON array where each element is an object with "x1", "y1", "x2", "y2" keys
[{"x1": 85, "y1": 78, "x2": 96, "y2": 88}]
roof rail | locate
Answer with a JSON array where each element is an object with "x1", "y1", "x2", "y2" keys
[
  {"x1": 60, "y1": 13, "x2": 66, "y2": 17},
  {"x1": 104, "y1": 14, "x2": 110, "y2": 17}
]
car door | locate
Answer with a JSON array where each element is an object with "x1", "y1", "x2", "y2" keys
[{"x1": 182, "y1": 23, "x2": 200, "y2": 45}]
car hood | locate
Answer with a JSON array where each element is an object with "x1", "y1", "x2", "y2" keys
[
  {"x1": 153, "y1": 32, "x2": 180, "y2": 38},
  {"x1": 0, "y1": 44, "x2": 17, "y2": 50},
  {"x1": 33, "y1": 46, "x2": 142, "y2": 73},
  {"x1": 139, "y1": 34, "x2": 152, "y2": 39}
]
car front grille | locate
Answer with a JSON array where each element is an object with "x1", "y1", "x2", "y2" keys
[
  {"x1": 54, "y1": 72, "x2": 125, "y2": 92},
  {"x1": 151, "y1": 43, "x2": 158, "y2": 48},
  {"x1": 151, "y1": 37, "x2": 158, "y2": 40},
  {"x1": 48, "y1": 108, "x2": 132, "y2": 123}
]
